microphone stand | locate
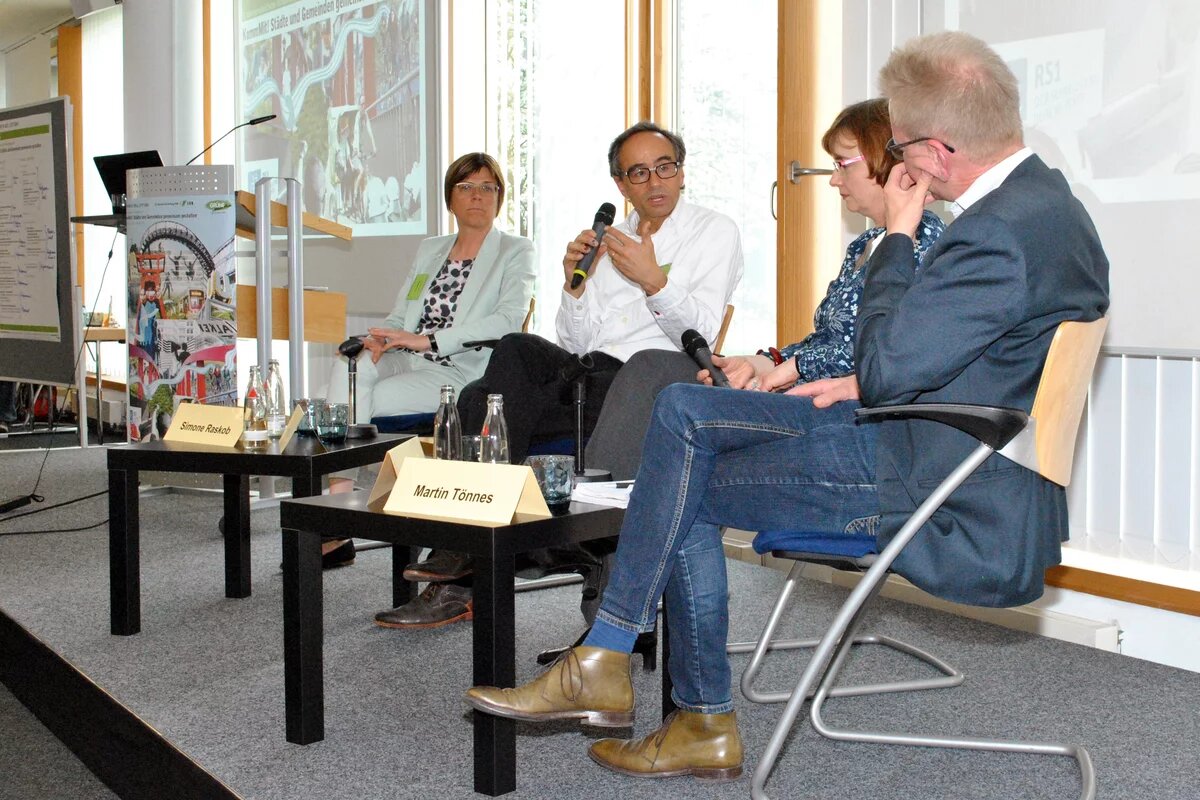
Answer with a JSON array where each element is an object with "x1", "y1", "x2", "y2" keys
[
  {"x1": 562, "y1": 355, "x2": 610, "y2": 483},
  {"x1": 184, "y1": 114, "x2": 277, "y2": 166},
  {"x1": 338, "y1": 337, "x2": 377, "y2": 439}
]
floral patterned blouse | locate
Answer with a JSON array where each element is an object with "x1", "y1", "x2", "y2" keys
[{"x1": 776, "y1": 210, "x2": 945, "y2": 382}]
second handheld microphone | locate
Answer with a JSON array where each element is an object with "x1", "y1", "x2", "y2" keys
[
  {"x1": 570, "y1": 202, "x2": 618, "y2": 289},
  {"x1": 682, "y1": 329, "x2": 730, "y2": 388}
]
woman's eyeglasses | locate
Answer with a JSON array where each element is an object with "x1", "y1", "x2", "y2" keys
[
  {"x1": 832, "y1": 154, "x2": 866, "y2": 172},
  {"x1": 454, "y1": 182, "x2": 501, "y2": 196}
]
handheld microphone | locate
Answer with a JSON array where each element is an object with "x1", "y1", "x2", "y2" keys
[
  {"x1": 682, "y1": 329, "x2": 730, "y2": 388},
  {"x1": 569, "y1": 202, "x2": 617, "y2": 289},
  {"x1": 184, "y1": 114, "x2": 277, "y2": 166}
]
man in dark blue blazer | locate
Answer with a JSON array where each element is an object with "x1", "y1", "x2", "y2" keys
[
  {"x1": 859, "y1": 31, "x2": 1110, "y2": 606},
  {"x1": 465, "y1": 31, "x2": 1111, "y2": 781}
]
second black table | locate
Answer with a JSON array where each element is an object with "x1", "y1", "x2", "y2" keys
[{"x1": 107, "y1": 433, "x2": 408, "y2": 636}]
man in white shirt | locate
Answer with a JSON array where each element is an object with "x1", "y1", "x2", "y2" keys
[
  {"x1": 460, "y1": 121, "x2": 743, "y2": 466},
  {"x1": 382, "y1": 122, "x2": 743, "y2": 630}
]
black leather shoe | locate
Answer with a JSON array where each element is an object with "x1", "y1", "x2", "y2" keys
[
  {"x1": 374, "y1": 583, "x2": 473, "y2": 629},
  {"x1": 322, "y1": 539, "x2": 356, "y2": 569},
  {"x1": 278, "y1": 539, "x2": 356, "y2": 572},
  {"x1": 403, "y1": 550, "x2": 473, "y2": 582}
]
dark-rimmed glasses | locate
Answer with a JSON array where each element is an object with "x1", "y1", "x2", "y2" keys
[
  {"x1": 618, "y1": 161, "x2": 682, "y2": 184},
  {"x1": 885, "y1": 136, "x2": 956, "y2": 160}
]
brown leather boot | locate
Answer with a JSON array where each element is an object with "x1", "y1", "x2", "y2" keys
[
  {"x1": 588, "y1": 709, "x2": 743, "y2": 779},
  {"x1": 465, "y1": 646, "x2": 634, "y2": 727}
]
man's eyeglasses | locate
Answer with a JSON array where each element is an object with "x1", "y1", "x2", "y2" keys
[
  {"x1": 885, "y1": 136, "x2": 956, "y2": 160},
  {"x1": 454, "y1": 182, "x2": 501, "y2": 196},
  {"x1": 618, "y1": 161, "x2": 682, "y2": 184},
  {"x1": 832, "y1": 154, "x2": 866, "y2": 172}
]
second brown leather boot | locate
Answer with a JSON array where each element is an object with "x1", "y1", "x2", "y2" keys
[
  {"x1": 588, "y1": 709, "x2": 743, "y2": 779},
  {"x1": 465, "y1": 646, "x2": 634, "y2": 727}
]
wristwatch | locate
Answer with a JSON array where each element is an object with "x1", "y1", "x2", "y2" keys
[{"x1": 427, "y1": 333, "x2": 439, "y2": 353}]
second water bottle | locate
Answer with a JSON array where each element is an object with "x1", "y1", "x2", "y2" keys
[{"x1": 479, "y1": 393, "x2": 509, "y2": 464}]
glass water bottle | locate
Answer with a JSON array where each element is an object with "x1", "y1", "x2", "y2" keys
[
  {"x1": 433, "y1": 384, "x2": 462, "y2": 460},
  {"x1": 242, "y1": 366, "x2": 269, "y2": 451},
  {"x1": 264, "y1": 358, "x2": 287, "y2": 439},
  {"x1": 479, "y1": 393, "x2": 510, "y2": 464}
]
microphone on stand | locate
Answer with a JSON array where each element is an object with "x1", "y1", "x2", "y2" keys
[
  {"x1": 682, "y1": 329, "x2": 730, "y2": 388},
  {"x1": 559, "y1": 353, "x2": 611, "y2": 483},
  {"x1": 569, "y1": 202, "x2": 617, "y2": 289},
  {"x1": 184, "y1": 114, "x2": 277, "y2": 166},
  {"x1": 337, "y1": 336, "x2": 378, "y2": 440}
]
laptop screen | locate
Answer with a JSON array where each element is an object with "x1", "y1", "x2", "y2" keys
[{"x1": 93, "y1": 150, "x2": 163, "y2": 213}]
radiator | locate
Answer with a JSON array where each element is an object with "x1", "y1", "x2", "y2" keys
[{"x1": 1068, "y1": 349, "x2": 1200, "y2": 581}]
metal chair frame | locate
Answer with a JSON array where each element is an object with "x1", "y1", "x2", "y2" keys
[
  {"x1": 750, "y1": 318, "x2": 1108, "y2": 800},
  {"x1": 727, "y1": 553, "x2": 963, "y2": 705}
]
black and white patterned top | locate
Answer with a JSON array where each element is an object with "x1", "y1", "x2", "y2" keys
[{"x1": 416, "y1": 257, "x2": 475, "y2": 365}]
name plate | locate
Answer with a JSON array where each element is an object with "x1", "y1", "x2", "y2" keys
[
  {"x1": 163, "y1": 403, "x2": 244, "y2": 448},
  {"x1": 384, "y1": 457, "x2": 550, "y2": 526},
  {"x1": 277, "y1": 405, "x2": 305, "y2": 450},
  {"x1": 367, "y1": 437, "x2": 427, "y2": 507}
]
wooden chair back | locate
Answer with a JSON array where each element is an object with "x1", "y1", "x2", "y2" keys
[
  {"x1": 521, "y1": 297, "x2": 536, "y2": 333},
  {"x1": 714, "y1": 304, "x2": 734, "y2": 353},
  {"x1": 1028, "y1": 317, "x2": 1108, "y2": 486}
]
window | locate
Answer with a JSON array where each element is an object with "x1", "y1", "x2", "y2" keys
[
  {"x1": 80, "y1": 6, "x2": 126, "y2": 380},
  {"x1": 675, "y1": 0, "x2": 777, "y2": 354},
  {"x1": 451, "y1": 0, "x2": 627, "y2": 337}
]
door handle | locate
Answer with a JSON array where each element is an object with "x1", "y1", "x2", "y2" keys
[
  {"x1": 770, "y1": 181, "x2": 777, "y2": 220},
  {"x1": 789, "y1": 160, "x2": 833, "y2": 183}
]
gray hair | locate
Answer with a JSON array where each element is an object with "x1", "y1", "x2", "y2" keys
[
  {"x1": 607, "y1": 121, "x2": 686, "y2": 177},
  {"x1": 879, "y1": 31, "x2": 1023, "y2": 161}
]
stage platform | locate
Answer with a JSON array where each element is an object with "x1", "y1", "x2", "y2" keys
[{"x1": 1, "y1": 446, "x2": 1199, "y2": 799}]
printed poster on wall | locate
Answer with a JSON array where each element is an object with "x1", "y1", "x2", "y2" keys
[{"x1": 125, "y1": 195, "x2": 237, "y2": 442}]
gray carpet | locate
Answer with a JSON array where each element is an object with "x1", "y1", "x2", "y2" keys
[
  {"x1": 1, "y1": 445, "x2": 1199, "y2": 799},
  {"x1": 0, "y1": 683, "x2": 119, "y2": 800}
]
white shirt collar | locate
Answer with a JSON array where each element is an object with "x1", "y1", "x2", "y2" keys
[
  {"x1": 625, "y1": 199, "x2": 687, "y2": 234},
  {"x1": 949, "y1": 147, "x2": 1034, "y2": 218}
]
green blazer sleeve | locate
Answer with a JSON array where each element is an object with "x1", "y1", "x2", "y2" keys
[
  {"x1": 380, "y1": 227, "x2": 536, "y2": 382},
  {"x1": 432, "y1": 227, "x2": 536, "y2": 357}
]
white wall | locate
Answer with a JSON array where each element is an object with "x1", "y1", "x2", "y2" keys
[
  {"x1": 4, "y1": 34, "x2": 52, "y2": 108},
  {"x1": 121, "y1": 0, "x2": 203, "y2": 164}
]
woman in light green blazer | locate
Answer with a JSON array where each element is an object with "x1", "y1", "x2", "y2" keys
[
  {"x1": 322, "y1": 154, "x2": 535, "y2": 566},
  {"x1": 326, "y1": 152, "x2": 536, "y2": 422}
]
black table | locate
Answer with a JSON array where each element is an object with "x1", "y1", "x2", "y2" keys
[
  {"x1": 107, "y1": 433, "x2": 408, "y2": 636},
  {"x1": 278, "y1": 491, "x2": 670, "y2": 796}
]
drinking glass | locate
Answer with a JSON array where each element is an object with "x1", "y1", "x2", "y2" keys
[
  {"x1": 526, "y1": 454, "x2": 575, "y2": 506},
  {"x1": 316, "y1": 401, "x2": 348, "y2": 445},
  {"x1": 459, "y1": 434, "x2": 483, "y2": 463},
  {"x1": 294, "y1": 398, "x2": 322, "y2": 437}
]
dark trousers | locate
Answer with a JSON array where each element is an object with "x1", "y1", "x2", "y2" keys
[{"x1": 457, "y1": 333, "x2": 624, "y2": 465}]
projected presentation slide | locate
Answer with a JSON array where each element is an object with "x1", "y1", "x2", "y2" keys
[
  {"x1": 239, "y1": 0, "x2": 427, "y2": 237},
  {"x1": 940, "y1": 0, "x2": 1200, "y2": 349}
]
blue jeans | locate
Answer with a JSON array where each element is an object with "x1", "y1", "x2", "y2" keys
[{"x1": 594, "y1": 383, "x2": 878, "y2": 713}]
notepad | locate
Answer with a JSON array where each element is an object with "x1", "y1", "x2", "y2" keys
[{"x1": 571, "y1": 480, "x2": 634, "y2": 509}]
